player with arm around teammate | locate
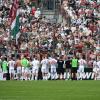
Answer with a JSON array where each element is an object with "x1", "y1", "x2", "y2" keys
[
  {"x1": 8, "y1": 57, "x2": 15, "y2": 80},
  {"x1": 31, "y1": 56, "x2": 40, "y2": 80},
  {"x1": 41, "y1": 56, "x2": 49, "y2": 80},
  {"x1": 65, "y1": 57, "x2": 71, "y2": 80},
  {"x1": 93, "y1": 58, "x2": 100, "y2": 80},
  {"x1": 49, "y1": 56, "x2": 57, "y2": 80},
  {"x1": 21, "y1": 56, "x2": 29, "y2": 80},
  {"x1": 1, "y1": 57, "x2": 8, "y2": 80},
  {"x1": 15, "y1": 56, "x2": 22, "y2": 80},
  {"x1": 93, "y1": 59, "x2": 98, "y2": 80},
  {"x1": 77, "y1": 56, "x2": 86, "y2": 80},
  {"x1": 57, "y1": 56, "x2": 65, "y2": 80},
  {"x1": 71, "y1": 56, "x2": 78, "y2": 80}
]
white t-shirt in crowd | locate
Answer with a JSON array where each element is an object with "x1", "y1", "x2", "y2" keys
[{"x1": 34, "y1": 10, "x2": 41, "y2": 18}]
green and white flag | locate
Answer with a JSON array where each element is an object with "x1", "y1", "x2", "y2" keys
[
  {"x1": 9, "y1": 0, "x2": 20, "y2": 39},
  {"x1": 11, "y1": 12, "x2": 20, "y2": 39}
]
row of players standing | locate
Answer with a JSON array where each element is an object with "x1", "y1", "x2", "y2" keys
[{"x1": 0, "y1": 55, "x2": 100, "y2": 80}]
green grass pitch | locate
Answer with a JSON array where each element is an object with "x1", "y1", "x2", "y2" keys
[{"x1": 0, "y1": 80, "x2": 100, "y2": 100}]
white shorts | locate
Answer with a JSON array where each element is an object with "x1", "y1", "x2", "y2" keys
[
  {"x1": 9, "y1": 68, "x2": 15, "y2": 74},
  {"x1": 93, "y1": 68, "x2": 100, "y2": 73},
  {"x1": 32, "y1": 68, "x2": 39, "y2": 74},
  {"x1": 17, "y1": 67, "x2": 22, "y2": 74},
  {"x1": 0, "y1": 73, "x2": 3, "y2": 80},
  {"x1": 51, "y1": 67, "x2": 56, "y2": 73},
  {"x1": 78, "y1": 66, "x2": 84, "y2": 73},
  {"x1": 22, "y1": 67, "x2": 25, "y2": 73},
  {"x1": 41, "y1": 67, "x2": 48, "y2": 74},
  {"x1": 0, "y1": 68, "x2": 2, "y2": 73},
  {"x1": 24, "y1": 67, "x2": 30, "y2": 73}
]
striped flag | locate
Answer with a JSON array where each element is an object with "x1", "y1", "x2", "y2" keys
[{"x1": 9, "y1": 0, "x2": 20, "y2": 39}]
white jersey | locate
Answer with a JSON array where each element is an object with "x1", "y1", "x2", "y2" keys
[
  {"x1": 97, "y1": 61, "x2": 100, "y2": 68},
  {"x1": 93, "y1": 61, "x2": 100, "y2": 73},
  {"x1": 8, "y1": 60, "x2": 15, "y2": 69},
  {"x1": 41, "y1": 58, "x2": 49, "y2": 68},
  {"x1": 49, "y1": 58, "x2": 57, "y2": 68},
  {"x1": 93, "y1": 61, "x2": 97, "y2": 68},
  {"x1": 31, "y1": 59, "x2": 40, "y2": 69},
  {"x1": 78, "y1": 59, "x2": 86, "y2": 67}
]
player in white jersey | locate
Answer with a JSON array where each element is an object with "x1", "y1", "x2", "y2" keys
[
  {"x1": 41, "y1": 56, "x2": 49, "y2": 80},
  {"x1": 49, "y1": 57, "x2": 57, "y2": 80},
  {"x1": 31, "y1": 57, "x2": 40, "y2": 80},
  {"x1": 97, "y1": 60, "x2": 100, "y2": 74},
  {"x1": 93, "y1": 59, "x2": 99, "y2": 80},
  {"x1": 77, "y1": 57, "x2": 86, "y2": 80},
  {"x1": 8, "y1": 58, "x2": 15, "y2": 80},
  {"x1": 97, "y1": 60, "x2": 100, "y2": 68}
]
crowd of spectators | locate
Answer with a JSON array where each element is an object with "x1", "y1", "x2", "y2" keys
[
  {"x1": 60, "y1": 0, "x2": 100, "y2": 66},
  {"x1": 0, "y1": 0, "x2": 100, "y2": 68}
]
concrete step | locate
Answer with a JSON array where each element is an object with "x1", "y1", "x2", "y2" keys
[
  {"x1": 42, "y1": 10, "x2": 55, "y2": 15},
  {"x1": 42, "y1": 10, "x2": 55, "y2": 19}
]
